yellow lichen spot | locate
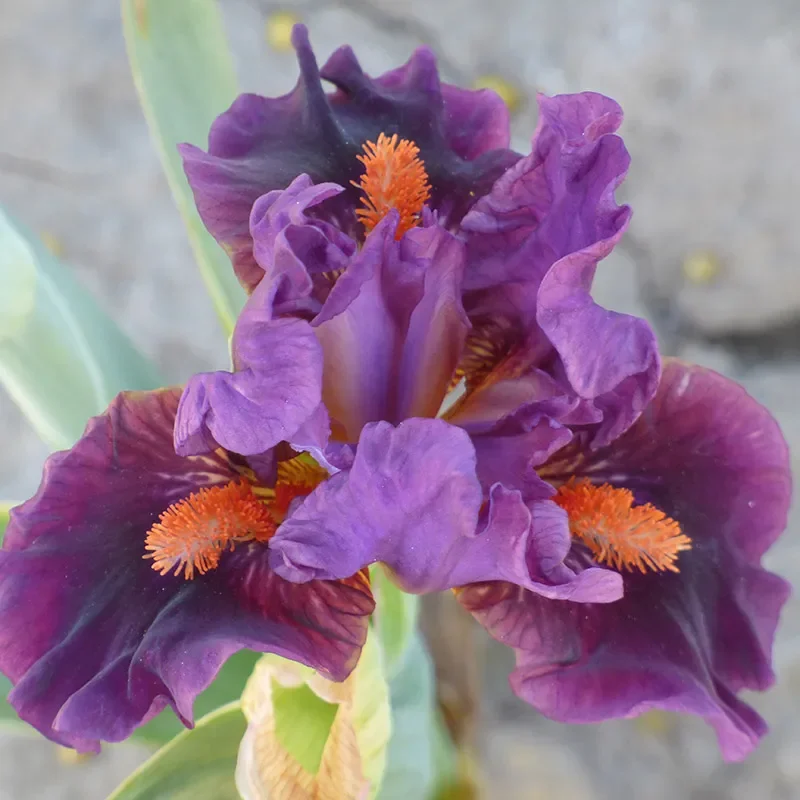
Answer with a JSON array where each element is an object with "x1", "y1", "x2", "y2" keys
[
  {"x1": 352, "y1": 133, "x2": 431, "y2": 239},
  {"x1": 40, "y1": 231, "x2": 63, "y2": 257},
  {"x1": 55, "y1": 746, "x2": 95, "y2": 765},
  {"x1": 683, "y1": 250, "x2": 720, "y2": 284},
  {"x1": 472, "y1": 74, "x2": 522, "y2": 114},
  {"x1": 144, "y1": 480, "x2": 276, "y2": 580},
  {"x1": 265, "y1": 11, "x2": 299, "y2": 52},
  {"x1": 634, "y1": 710, "x2": 677, "y2": 738},
  {"x1": 554, "y1": 478, "x2": 691, "y2": 574}
]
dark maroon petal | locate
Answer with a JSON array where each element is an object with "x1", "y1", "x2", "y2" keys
[
  {"x1": 180, "y1": 24, "x2": 519, "y2": 279},
  {"x1": 460, "y1": 360, "x2": 792, "y2": 761},
  {"x1": 0, "y1": 390, "x2": 372, "y2": 750}
]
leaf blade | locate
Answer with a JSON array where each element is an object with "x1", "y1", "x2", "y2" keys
[
  {"x1": 121, "y1": 0, "x2": 246, "y2": 334},
  {"x1": 107, "y1": 702, "x2": 245, "y2": 800},
  {"x1": 0, "y1": 209, "x2": 162, "y2": 449}
]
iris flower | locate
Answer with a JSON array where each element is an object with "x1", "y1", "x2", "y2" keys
[{"x1": 0, "y1": 24, "x2": 790, "y2": 762}]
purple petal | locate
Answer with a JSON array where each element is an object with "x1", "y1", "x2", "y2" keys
[
  {"x1": 180, "y1": 25, "x2": 520, "y2": 279},
  {"x1": 460, "y1": 360, "x2": 792, "y2": 761},
  {"x1": 0, "y1": 390, "x2": 373, "y2": 750},
  {"x1": 394, "y1": 224, "x2": 469, "y2": 420},
  {"x1": 447, "y1": 484, "x2": 622, "y2": 602},
  {"x1": 462, "y1": 91, "x2": 629, "y2": 295},
  {"x1": 313, "y1": 215, "x2": 404, "y2": 440},
  {"x1": 248, "y1": 174, "x2": 356, "y2": 297},
  {"x1": 461, "y1": 92, "x2": 658, "y2": 444},
  {"x1": 469, "y1": 421, "x2": 573, "y2": 491},
  {"x1": 269, "y1": 419, "x2": 621, "y2": 601},
  {"x1": 174, "y1": 286, "x2": 324, "y2": 457},
  {"x1": 537, "y1": 256, "x2": 660, "y2": 447},
  {"x1": 440, "y1": 84, "x2": 512, "y2": 161},
  {"x1": 269, "y1": 418, "x2": 481, "y2": 591},
  {"x1": 446, "y1": 358, "x2": 577, "y2": 436},
  {"x1": 314, "y1": 216, "x2": 469, "y2": 439}
]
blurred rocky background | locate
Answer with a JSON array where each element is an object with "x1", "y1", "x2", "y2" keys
[{"x1": 2, "y1": 0, "x2": 800, "y2": 797}]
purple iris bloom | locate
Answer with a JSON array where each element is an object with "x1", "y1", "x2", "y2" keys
[
  {"x1": 175, "y1": 25, "x2": 790, "y2": 759},
  {"x1": 0, "y1": 24, "x2": 790, "y2": 763}
]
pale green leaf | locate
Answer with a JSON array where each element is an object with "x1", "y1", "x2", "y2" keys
[
  {"x1": 107, "y1": 702, "x2": 245, "y2": 800},
  {"x1": 122, "y1": 0, "x2": 245, "y2": 335},
  {"x1": 0, "y1": 675, "x2": 19, "y2": 730},
  {"x1": 132, "y1": 649, "x2": 260, "y2": 746},
  {"x1": 0, "y1": 209, "x2": 162, "y2": 450},
  {"x1": 371, "y1": 566, "x2": 420, "y2": 679},
  {"x1": 378, "y1": 632, "x2": 441, "y2": 800}
]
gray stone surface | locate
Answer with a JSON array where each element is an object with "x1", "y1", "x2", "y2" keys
[{"x1": 1, "y1": 0, "x2": 800, "y2": 797}]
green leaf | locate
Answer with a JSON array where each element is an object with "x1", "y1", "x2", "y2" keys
[
  {"x1": 378, "y1": 632, "x2": 441, "y2": 800},
  {"x1": 0, "y1": 209, "x2": 162, "y2": 450},
  {"x1": 371, "y1": 565, "x2": 419, "y2": 679},
  {"x1": 121, "y1": 0, "x2": 245, "y2": 335},
  {"x1": 107, "y1": 702, "x2": 245, "y2": 800},
  {"x1": 132, "y1": 649, "x2": 260, "y2": 746}
]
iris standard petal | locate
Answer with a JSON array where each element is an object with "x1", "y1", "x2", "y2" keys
[
  {"x1": 461, "y1": 91, "x2": 658, "y2": 445},
  {"x1": 313, "y1": 215, "x2": 469, "y2": 440},
  {"x1": 180, "y1": 24, "x2": 519, "y2": 279},
  {"x1": 0, "y1": 390, "x2": 373, "y2": 750}
]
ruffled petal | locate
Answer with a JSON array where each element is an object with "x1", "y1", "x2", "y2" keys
[
  {"x1": 439, "y1": 84, "x2": 512, "y2": 161},
  {"x1": 462, "y1": 92, "x2": 629, "y2": 295},
  {"x1": 248, "y1": 174, "x2": 356, "y2": 296},
  {"x1": 461, "y1": 92, "x2": 658, "y2": 445},
  {"x1": 180, "y1": 24, "x2": 519, "y2": 279},
  {"x1": 0, "y1": 390, "x2": 373, "y2": 750},
  {"x1": 460, "y1": 360, "x2": 792, "y2": 761},
  {"x1": 174, "y1": 284, "x2": 324, "y2": 456},
  {"x1": 269, "y1": 419, "x2": 621, "y2": 601}
]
